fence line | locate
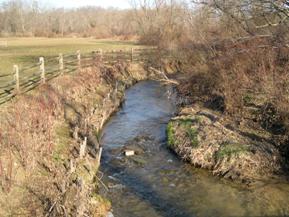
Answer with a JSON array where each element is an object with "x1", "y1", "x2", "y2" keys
[{"x1": 0, "y1": 48, "x2": 157, "y2": 105}]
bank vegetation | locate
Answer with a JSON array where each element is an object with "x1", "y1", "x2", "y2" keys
[{"x1": 132, "y1": 0, "x2": 289, "y2": 180}]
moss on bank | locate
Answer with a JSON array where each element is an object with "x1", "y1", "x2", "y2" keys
[{"x1": 167, "y1": 122, "x2": 175, "y2": 147}]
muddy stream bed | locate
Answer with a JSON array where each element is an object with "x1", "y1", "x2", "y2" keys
[{"x1": 100, "y1": 81, "x2": 289, "y2": 217}]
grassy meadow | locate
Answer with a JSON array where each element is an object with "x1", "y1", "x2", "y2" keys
[{"x1": 0, "y1": 37, "x2": 144, "y2": 74}]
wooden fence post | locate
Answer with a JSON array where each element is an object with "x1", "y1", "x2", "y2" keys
[
  {"x1": 99, "y1": 49, "x2": 103, "y2": 61},
  {"x1": 70, "y1": 159, "x2": 76, "y2": 173},
  {"x1": 79, "y1": 137, "x2": 87, "y2": 159},
  {"x1": 39, "y1": 57, "x2": 45, "y2": 84},
  {"x1": 97, "y1": 147, "x2": 103, "y2": 169},
  {"x1": 92, "y1": 51, "x2": 96, "y2": 63},
  {"x1": 59, "y1": 53, "x2": 64, "y2": 74},
  {"x1": 13, "y1": 65, "x2": 19, "y2": 94},
  {"x1": 131, "y1": 48, "x2": 134, "y2": 62},
  {"x1": 77, "y1": 50, "x2": 81, "y2": 69}
]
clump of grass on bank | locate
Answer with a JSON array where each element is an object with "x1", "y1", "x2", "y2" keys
[
  {"x1": 167, "y1": 122, "x2": 175, "y2": 147},
  {"x1": 187, "y1": 127, "x2": 199, "y2": 148},
  {"x1": 167, "y1": 119, "x2": 199, "y2": 148},
  {"x1": 215, "y1": 142, "x2": 249, "y2": 160},
  {"x1": 178, "y1": 119, "x2": 199, "y2": 148},
  {"x1": 166, "y1": 108, "x2": 282, "y2": 182}
]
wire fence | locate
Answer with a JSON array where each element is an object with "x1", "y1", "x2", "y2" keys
[{"x1": 0, "y1": 48, "x2": 156, "y2": 105}]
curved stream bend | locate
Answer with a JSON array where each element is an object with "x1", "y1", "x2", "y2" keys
[{"x1": 100, "y1": 80, "x2": 289, "y2": 217}]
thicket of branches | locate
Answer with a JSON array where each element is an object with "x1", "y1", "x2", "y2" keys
[
  {"x1": 130, "y1": 0, "x2": 191, "y2": 47},
  {"x1": 177, "y1": 0, "x2": 289, "y2": 156},
  {"x1": 184, "y1": 0, "x2": 289, "y2": 115}
]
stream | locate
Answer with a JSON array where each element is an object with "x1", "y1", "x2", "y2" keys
[{"x1": 100, "y1": 80, "x2": 289, "y2": 217}]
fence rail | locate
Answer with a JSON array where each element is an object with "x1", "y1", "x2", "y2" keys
[{"x1": 0, "y1": 48, "x2": 156, "y2": 105}]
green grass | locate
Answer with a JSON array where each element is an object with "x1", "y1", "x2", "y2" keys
[
  {"x1": 179, "y1": 120, "x2": 199, "y2": 148},
  {"x1": 187, "y1": 127, "x2": 199, "y2": 147},
  {"x1": 179, "y1": 119, "x2": 194, "y2": 126},
  {"x1": 167, "y1": 120, "x2": 199, "y2": 148},
  {"x1": 243, "y1": 93, "x2": 254, "y2": 105},
  {"x1": 53, "y1": 122, "x2": 72, "y2": 164},
  {"x1": 167, "y1": 122, "x2": 175, "y2": 147},
  {"x1": 0, "y1": 37, "x2": 145, "y2": 74},
  {"x1": 216, "y1": 141, "x2": 249, "y2": 160}
]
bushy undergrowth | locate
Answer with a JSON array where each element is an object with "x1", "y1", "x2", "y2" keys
[{"x1": 174, "y1": 37, "x2": 289, "y2": 158}]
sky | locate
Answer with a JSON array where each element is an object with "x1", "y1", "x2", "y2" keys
[
  {"x1": 0, "y1": 0, "x2": 132, "y2": 9},
  {"x1": 44, "y1": 0, "x2": 131, "y2": 9}
]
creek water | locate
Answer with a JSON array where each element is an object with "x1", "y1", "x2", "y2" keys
[{"x1": 100, "y1": 80, "x2": 289, "y2": 217}]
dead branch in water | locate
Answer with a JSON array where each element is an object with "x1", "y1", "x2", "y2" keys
[
  {"x1": 149, "y1": 67, "x2": 179, "y2": 85},
  {"x1": 158, "y1": 78, "x2": 179, "y2": 85}
]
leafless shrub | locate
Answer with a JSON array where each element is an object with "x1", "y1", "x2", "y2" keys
[{"x1": 1, "y1": 87, "x2": 62, "y2": 169}]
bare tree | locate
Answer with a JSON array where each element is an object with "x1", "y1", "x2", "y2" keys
[
  {"x1": 191, "y1": 0, "x2": 289, "y2": 38},
  {"x1": 130, "y1": 0, "x2": 189, "y2": 47}
]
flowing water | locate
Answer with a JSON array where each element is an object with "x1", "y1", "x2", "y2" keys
[{"x1": 100, "y1": 80, "x2": 289, "y2": 217}]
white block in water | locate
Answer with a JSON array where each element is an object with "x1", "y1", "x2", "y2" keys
[
  {"x1": 107, "y1": 212, "x2": 114, "y2": 217},
  {"x1": 124, "y1": 150, "x2": 135, "y2": 156}
]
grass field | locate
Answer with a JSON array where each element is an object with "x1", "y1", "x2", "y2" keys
[{"x1": 0, "y1": 37, "x2": 144, "y2": 74}]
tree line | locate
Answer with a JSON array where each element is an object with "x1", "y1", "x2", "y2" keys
[
  {"x1": 0, "y1": 0, "x2": 137, "y2": 38},
  {"x1": 1, "y1": 0, "x2": 288, "y2": 45},
  {"x1": 0, "y1": 0, "x2": 193, "y2": 44}
]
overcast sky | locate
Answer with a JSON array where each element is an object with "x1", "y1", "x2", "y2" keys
[
  {"x1": 49, "y1": 0, "x2": 131, "y2": 9},
  {"x1": 0, "y1": 0, "x2": 132, "y2": 9}
]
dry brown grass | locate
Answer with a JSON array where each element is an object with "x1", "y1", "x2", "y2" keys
[{"x1": 0, "y1": 62, "x2": 135, "y2": 216}]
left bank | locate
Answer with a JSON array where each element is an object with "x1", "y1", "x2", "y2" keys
[{"x1": 0, "y1": 62, "x2": 149, "y2": 216}]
